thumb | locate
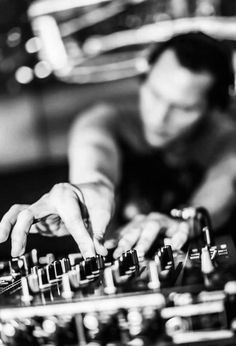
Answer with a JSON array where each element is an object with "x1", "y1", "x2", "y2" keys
[{"x1": 93, "y1": 238, "x2": 108, "y2": 256}]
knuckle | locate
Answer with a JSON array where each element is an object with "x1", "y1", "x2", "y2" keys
[
  {"x1": 37, "y1": 192, "x2": 50, "y2": 203},
  {"x1": 149, "y1": 212, "x2": 158, "y2": 218},
  {"x1": 9, "y1": 204, "x2": 22, "y2": 213},
  {"x1": 143, "y1": 219, "x2": 157, "y2": 229},
  {"x1": 51, "y1": 183, "x2": 70, "y2": 194},
  {"x1": 149, "y1": 212, "x2": 164, "y2": 221},
  {"x1": 18, "y1": 208, "x2": 33, "y2": 220}
]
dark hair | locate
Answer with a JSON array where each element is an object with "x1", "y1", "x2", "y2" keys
[{"x1": 146, "y1": 32, "x2": 234, "y2": 110}]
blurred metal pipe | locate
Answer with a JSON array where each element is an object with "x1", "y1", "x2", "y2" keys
[
  {"x1": 32, "y1": 16, "x2": 71, "y2": 76},
  {"x1": 60, "y1": 1, "x2": 126, "y2": 38},
  {"x1": 31, "y1": 15, "x2": 236, "y2": 84},
  {"x1": 28, "y1": 0, "x2": 112, "y2": 18},
  {"x1": 60, "y1": 55, "x2": 147, "y2": 83},
  {"x1": 83, "y1": 17, "x2": 236, "y2": 56}
]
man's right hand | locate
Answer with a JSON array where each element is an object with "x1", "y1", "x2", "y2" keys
[{"x1": 0, "y1": 181, "x2": 114, "y2": 258}]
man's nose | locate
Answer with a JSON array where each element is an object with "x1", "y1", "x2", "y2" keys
[{"x1": 149, "y1": 101, "x2": 172, "y2": 127}]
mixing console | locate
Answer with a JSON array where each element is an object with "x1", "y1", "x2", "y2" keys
[{"x1": 0, "y1": 207, "x2": 235, "y2": 346}]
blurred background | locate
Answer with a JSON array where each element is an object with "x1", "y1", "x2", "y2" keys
[{"x1": 0, "y1": 0, "x2": 236, "y2": 254}]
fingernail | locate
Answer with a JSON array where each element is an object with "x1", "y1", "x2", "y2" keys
[{"x1": 113, "y1": 247, "x2": 123, "y2": 259}]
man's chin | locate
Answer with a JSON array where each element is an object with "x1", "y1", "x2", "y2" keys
[{"x1": 145, "y1": 132, "x2": 171, "y2": 148}]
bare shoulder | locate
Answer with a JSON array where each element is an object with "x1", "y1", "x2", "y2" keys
[{"x1": 73, "y1": 102, "x2": 118, "y2": 128}]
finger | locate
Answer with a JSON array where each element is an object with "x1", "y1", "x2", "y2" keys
[
  {"x1": 135, "y1": 219, "x2": 162, "y2": 254},
  {"x1": 32, "y1": 222, "x2": 69, "y2": 237},
  {"x1": 29, "y1": 193, "x2": 53, "y2": 219},
  {"x1": 53, "y1": 192, "x2": 96, "y2": 258},
  {"x1": 31, "y1": 214, "x2": 63, "y2": 236},
  {"x1": 113, "y1": 215, "x2": 145, "y2": 258},
  {"x1": 31, "y1": 222, "x2": 49, "y2": 234},
  {"x1": 32, "y1": 222, "x2": 57, "y2": 237},
  {"x1": 11, "y1": 209, "x2": 34, "y2": 257},
  {"x1": 29, "y1": 185, "x2": 96, "y2": 257},
  {"x1": 0, "y1": 204, "x2": 28, "y2": 243},
  {"x1": 104, "y1": 228, "x2": 121, "y2": 250},
  {"x1": 89, "y1": 209, "x2": 110, "y2": 256},
  {"x1": 165, "y1": 223, "x2": 179, "y2": 238},
  {"x1": 41, "y1": 214, "x2": 61, "y2": 232},
  {"x1": 170, "y1": 222, "x2": 189, "y2": 250},
  {"x1": 89, "y1": 208, "x2": 111, "y2": 238}
]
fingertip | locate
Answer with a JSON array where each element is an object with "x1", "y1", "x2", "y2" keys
[
  {"x1": 89, "y1": 209, "x2": 111, "y2": 238},
  {"x1": 99, "y1": 247, "x2": 108, "y2": 257},
  {"x1": 82, "y1": 250, "x2": 96, "y2": 259},
  {"x1": 11, "y1": 251, "x2": 18, "y2": 258},
  {"x1": 163, "y1": 237, "x2": 173, "y2": 247},
  {"x1": 171, "y1": 233, "x2": 187, "y2": 250},
  {"x1": 113, "y1": 247, "x2": 123, "y2": 259},
  {"x1": 78, "y1": 237, "x2": 96, "y2": 259},
  {"x1": 171, "y1": 241, "x2": 184, "y2": 251},
  {"x1": 11, "y1": 246, "x2": 24, "y2": 258},
  {"x1": 11, "y1": 237, "x2": 27, "y2": 258}
]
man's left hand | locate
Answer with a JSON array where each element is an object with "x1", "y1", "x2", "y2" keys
[{"x1": 112, "y1": 212, "x2": 190, "y2": 258}]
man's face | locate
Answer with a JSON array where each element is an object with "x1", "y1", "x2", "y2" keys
[{"x1": 140, "y1": 49, "x2": 214, "y2": 147}]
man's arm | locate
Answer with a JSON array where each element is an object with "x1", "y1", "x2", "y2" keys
[
  {"x1": 112, "y1": 147, "x2": 236, "y2": 258},
  {"x1": 0, "y1": 103, "x2": 121, "y2": 258},
  {"x1": 68, "y1": 103, "x2": 122, "y2": 250},
  {"x1": 69, "y1": 103, "x2": 121, "y2": 186}
]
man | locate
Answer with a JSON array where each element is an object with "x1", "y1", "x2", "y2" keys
[{"x1": 0, "y1": 32, "x2": 235, "y2": 259}]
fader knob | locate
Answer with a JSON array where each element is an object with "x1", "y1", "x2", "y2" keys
[
  {"x1": 147, "y1": 261, "x2": 161, "y2": 290},
  {"x1": 85, "y1": 257, "x2": 99, "y2": 277},
  {"x1": 201, "y1": 246, "x2": 214, "y2": 274},
  {"x1": 28, "y1": 273, "x2": 40, "y2": 293},
  {"x1": 21, "y1": 277, "x2": 32, "y2": 303},
  {"x1": 81, "y1": 260, "x2": 94, "y2": 280},
  {"x1": 103, "y1": 267, "x2": 116, "y2": 294},
  {"x1": 68, "y1": 269, "x2": 80, "y2": 289},
  {"x1": 61, "y1": 273, "x2": 73, "y2": 299}
]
